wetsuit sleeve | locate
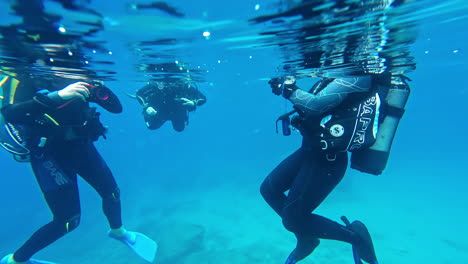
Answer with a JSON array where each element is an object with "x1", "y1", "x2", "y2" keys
[
  {"x1": 1, "y1": 93, "x2": 63, "y2": 124},
  {"x1": 288, "y1": 76, "x2": 371, "y2": 116}
]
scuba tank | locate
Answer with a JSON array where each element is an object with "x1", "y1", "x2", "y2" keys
[{"x1": 350, "y1": 75, "x2": 411, "y2": 175}]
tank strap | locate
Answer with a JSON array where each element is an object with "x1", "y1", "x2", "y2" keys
[{"x1": 385, "y1": 105, "x2": 405, "y2": 118}]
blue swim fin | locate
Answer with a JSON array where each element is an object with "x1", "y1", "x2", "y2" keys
[
  {"x1": 109, "y1": 231, "x2": 158, "y2": 262},
  {"x1": 0, "y1": 254, "x2": 57, "y2": 264}
]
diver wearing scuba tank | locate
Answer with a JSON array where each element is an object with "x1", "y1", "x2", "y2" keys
[
  {"x1": 262, "y1": 74, "x2": 379, "y2": 264},
  {"x1": 135, "y1": 80, "x2": 206, "y2": 132}
]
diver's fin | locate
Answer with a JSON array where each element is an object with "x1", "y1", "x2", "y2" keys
[
  {"x1": 341, "y1": 216, "x2": 378, "y2": 264},
  {"x1": 1, "y1": 254, "x2": 57, "y2": 264},
  {"x1": 352, "y1": 247, "x2": 364, "y2": 264},
  {"x1": 284, "y1": 237, "x2": 320, "y2": 264},
  {"x1": 26, "y1": 260, "x2": 57, "y2": 264},
  {"x1": 109, "y1": 231, "x2": 157, "y2": 263}
]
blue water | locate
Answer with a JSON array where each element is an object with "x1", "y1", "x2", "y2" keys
[{"x1": 1, "y1": 1, "x2": 467, "y2": 263}]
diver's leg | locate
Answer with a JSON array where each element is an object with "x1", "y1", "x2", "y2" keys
[
  {"x1": 260, "y1": 148, "x2": 304, "y2": 216},
  {"x1": 283, "y1": 151, "x2": 351, "y2": 239},
  {"x1": 13, "y1": 150, "x2": 80, "y2": 262},
  {"x1": 170, "y1": 109, "x2": 188, "y2": 132},
  {"x1": 75, "y1": 141, "x2": 122, "y2": 229},
  {"x1": 291, "y1": 150, "x2": 377, "y2": 263},
  {"x1": 282, "y1": 151, "x2": 354, "y2": 262},
  {"x1": 144, "y1": 112, "x2": 166, "y2": 130},
  {"x1": 75, "y1": 142, "x2": 157, "y2": 262}
]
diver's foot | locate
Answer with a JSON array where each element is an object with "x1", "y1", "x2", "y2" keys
[
  {"x1": 1, "y1": 254, "x2": 57, "y2": 264},
  {"x1": 284, "y1": 237, "x2": 320, "y2": 264},
  {"x1": 108, "y1": 227, "x2": 157, "y2": 262},
  {"x1": 341, "y1": 216, "x2": 378, "y2": 264},
  {"x1": 108, "y1": 227, "x2": 136, "y2": 244},
  {"x1": 0, "y1": 255, "x2": 14, "y2": 264}
]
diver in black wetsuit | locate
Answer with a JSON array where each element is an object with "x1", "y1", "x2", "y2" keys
[
  {"x1": 260, "y1": 75, "x2": 379, "y2": 264},
  {"x1": 0, "y1": 68, "x2": 156, "y2": 264},
  {"x1": 135, "y1": 78, "x2": 206, "y2": 132},
  {"x1": 0, "y1": 1, "x2": 157, "y2": 263},
  {"x1": 0, "y1": 72, "x2": 157, "y2": 264}
]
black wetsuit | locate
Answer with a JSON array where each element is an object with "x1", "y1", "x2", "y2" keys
[
  {"x1": 136, "y1": 81, "x2": 206, "y2": 132},
  {"x1": 1, "y1": 76, "x2": 121, "y2": 262},
  {"x1": 260, "y1": 76, "x2": 372, "y2": 262}
]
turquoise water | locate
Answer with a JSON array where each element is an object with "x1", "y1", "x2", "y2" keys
[{"x1": 1, "y1": 1, "x2": 467, "y2": 263}]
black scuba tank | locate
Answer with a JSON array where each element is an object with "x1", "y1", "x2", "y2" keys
[{"x1": 350, "y1": 75, "x2": 411, "y2": 175}]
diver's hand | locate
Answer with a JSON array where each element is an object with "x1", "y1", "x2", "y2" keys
[
  {"x1": 179, "y1": 98, "x2": 196, "y2": 107},
  {"x1": 57, "y1": 82, "x2": 91, "y2": 101},
  {"x1": 268, "y1": 76, "x2": 297, "y2": 98},
  {"x1": 145, "y1": 106, "x2": 158, "y2": 116},
  {"x1": 281, "y1": 76, "x2": 298, "y2": 99},
  {"x1": 268, "y1": 77, "x2": 284, "y2": 96}
]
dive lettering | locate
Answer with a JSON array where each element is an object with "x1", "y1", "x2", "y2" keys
[{"x1": 43, "y1": 161, "x2": 70, "y2": 186}]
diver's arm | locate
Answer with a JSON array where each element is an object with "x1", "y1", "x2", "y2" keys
[
  {"x1": 187, "y1": 86, "x2": 207, "y2": 106},
  {"x1": 288, "y1": 76, "x2": 371, "y2": 116},
  {"x1": 1, "y1": 93, "x2": 63, "y2": 123},
  {"x1": 176, "y1": 86, "x2": 206, "y2": 111},
  {"x1": 2, "y1": 82, "x2": 91, "y2": 123}
]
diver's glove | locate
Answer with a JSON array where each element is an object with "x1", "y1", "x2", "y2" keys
[
  {"x1": 281, "y1": 76, "x2": 298, "y2": 99},
  {"x1": 268, "y1": 76, "x2": 299, "y2": 99},
  {"x1": 145, "y1": 106, "x2": 158, "y2": 116},
  {"x1": 269, "y1": 77, "x2": 285, "y2": 96},
  {"x1": 178, "y1": 98, "x2": 197, "y2": 111}
]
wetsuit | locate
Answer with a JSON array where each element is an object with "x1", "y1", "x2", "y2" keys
[
  {"x1": 260, "y1": 76, "x2": 372, "y2": 262},
  {"x1": 136, "y1": 81, "x2": 206, "y2": 132},
  {"x1": 1, "y1": 76, "x2": 122, "y2": 262}
]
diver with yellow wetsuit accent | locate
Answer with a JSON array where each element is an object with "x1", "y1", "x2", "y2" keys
[
  {"x1": 0, "y1": 73, "x2": 157, "y2": 264},
  {"x1": 1, "y1": 0, "x2": 157, "y2": 262}
]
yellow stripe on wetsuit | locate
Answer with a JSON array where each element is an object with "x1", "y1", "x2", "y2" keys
[
  {"x1": 9, "y1": 78, "x2": 20, "y2": 104},
  {"x1": 43, "y1": 114, "x2": 60, "y2": 126},
  {"x1": 0, "y1": 75, "x2": 21, "y2": 104},
  {"x1": 0, "y1": 76, "x2": 9, "y2": 87},
  {"x1": 0, "y1": 74, "x2": 61, "y2": 126},
  {"x1": 0, "y1": 76, "x2": 10, "y2": 102}
]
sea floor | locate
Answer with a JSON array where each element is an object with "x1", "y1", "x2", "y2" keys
[{"x1": 4, "y1": 159, "x2": 465, "y2": 264}]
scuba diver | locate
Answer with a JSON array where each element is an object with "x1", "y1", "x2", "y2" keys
[
  {"x1": 136, "y1": 80, "x2": 206, "y2": 132},
  {"x1": 0, "y1": 72, "x2": 157, "y2": 264},
  {"x1": 255, "y1": 1, "x2": 413, "y2": 263},
  {"x1": 261, "y1": 73, "x2": 410, "y2": 264},
  {"x1": 134, "y1": 63, "x2": 206, "y2": 132},
  {"x1": 0, "y1": 1, "x2": 157, "y2": 264}
]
